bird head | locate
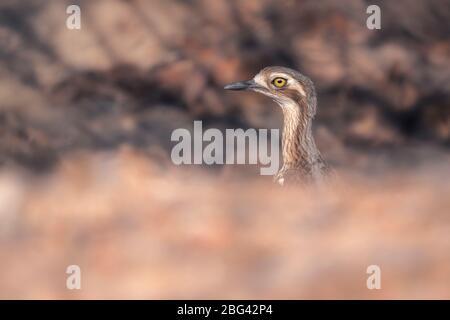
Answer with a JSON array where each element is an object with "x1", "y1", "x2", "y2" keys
[{"x1": 224, "y1": 66, "x2": 317, "y2": 118}]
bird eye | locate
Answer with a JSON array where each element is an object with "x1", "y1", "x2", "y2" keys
[{"x1": 272, "y1": 77, "x2": 287, "y2": 88}]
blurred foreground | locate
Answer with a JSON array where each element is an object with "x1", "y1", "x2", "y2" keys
[{"x1": 0, "y1": 147, "x2": 449, "y2": 299}]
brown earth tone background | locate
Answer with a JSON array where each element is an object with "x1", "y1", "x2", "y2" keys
[{"x1": 0, "y1": 0, "x2": 449, "y2": 299}]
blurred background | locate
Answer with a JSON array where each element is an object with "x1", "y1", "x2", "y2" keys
[{"x1": 0, "y1": 0, "x2": 449, "y2": 299}]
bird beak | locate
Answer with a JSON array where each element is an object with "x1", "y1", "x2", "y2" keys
[{"x1": 224, "y1": 79, "x2": 258, "y2": 91}]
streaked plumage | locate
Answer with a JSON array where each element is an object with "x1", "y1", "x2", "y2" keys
[{"x1": 224, "y1": 66, "x2": 331, "y2": 185}]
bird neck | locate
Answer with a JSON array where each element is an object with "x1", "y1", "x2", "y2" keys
[{"x1": 280, "y1": 101, "x2": 321, "y2": 172}]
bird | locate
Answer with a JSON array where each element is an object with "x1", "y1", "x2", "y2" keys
[{"x1": 224, "y1": 66, "x2": 331, "y2": 185}]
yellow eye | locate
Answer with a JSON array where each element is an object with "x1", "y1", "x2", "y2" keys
[{"x1": 272, "y1": 77, "x2": 287, "y2": 88}]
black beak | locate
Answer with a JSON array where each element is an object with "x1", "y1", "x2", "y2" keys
[{"x1": 224, "y1": 79, "x2": 257, "y2": 91}]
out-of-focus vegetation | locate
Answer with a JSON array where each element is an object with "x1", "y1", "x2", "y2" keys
[
  {"x1": 0, "y1": 0, "x2": 449, "y2": 299},
  {"x1": 0, "y1": 0, "x2": 448, "y2": 170}
]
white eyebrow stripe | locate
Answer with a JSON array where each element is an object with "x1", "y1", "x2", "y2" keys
[{"x1": 270, "y1": 73, "x2": 291, "y2": 79}]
